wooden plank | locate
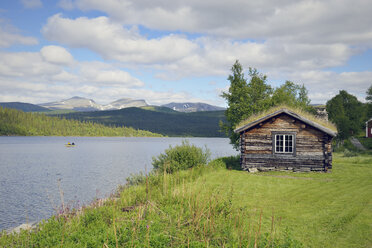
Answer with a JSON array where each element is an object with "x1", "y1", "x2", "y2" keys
[
  {"x1": 297, "y1": 151, "x2": 324, "y2": 156},
  {"x1": 245, "y1": 146, "x2": 271, "y2": 151},
  {"x1": 245, "y1": 150, "x2": 272, "y2": 154},
  {"x1": 244, "y1": 138, "x2": 271, "y2": 142},
  {"x1": 243, "y1": 153, "x2": 324, "y2": 160},
  {"x1": 245, "y1": 140, "x2": 272, "y2": 145}
]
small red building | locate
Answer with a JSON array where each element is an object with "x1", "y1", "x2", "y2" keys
[{"x1": 366, "y1": 118, "x2": 372, "y2": 138}]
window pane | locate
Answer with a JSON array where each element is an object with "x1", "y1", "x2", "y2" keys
[
  {"x1": 276, "y1": 138, "x2": 280, "y2": 152},
  {"x1": 276, "y1": 135, "x2": 284, "y2": 152},
  {"x1": 275, "y1": 134, "x2": 294, "y2": 153},
  {"x1": 287, "y1": 135, "x2": 293, "y2": 153}
]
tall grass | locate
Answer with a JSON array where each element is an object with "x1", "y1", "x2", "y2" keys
[{"x1": 1, "y1": 153, "x2": 371, "y2": 247}]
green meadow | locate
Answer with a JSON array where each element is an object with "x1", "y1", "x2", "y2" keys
[{"x1": 1, "y1": 153, "x2": 371, "y2": 247}]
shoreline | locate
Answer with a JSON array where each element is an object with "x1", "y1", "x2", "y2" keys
[{"x1": 3, "y1": 196, "x2": 118, "y2": 234}]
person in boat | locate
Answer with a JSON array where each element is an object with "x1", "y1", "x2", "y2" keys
[
  {"x1": 67, "y1": 142, "x2": 71, "y2": 145},
  {"x1": 72, "y1": 142, "x2": 75, "y2": 145}
]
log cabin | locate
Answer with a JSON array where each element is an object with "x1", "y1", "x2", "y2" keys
[{"x1": 234, "y1": 108, "x2": 337, "y2": 172}]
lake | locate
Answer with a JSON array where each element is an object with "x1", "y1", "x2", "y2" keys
[{"x1": 0, "y1": 136, "x2": 238, "y2": 231}]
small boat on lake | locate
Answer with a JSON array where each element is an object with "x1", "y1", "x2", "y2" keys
[{"x1": 65, "y1": 142, "x2": 76, "y2": 147}]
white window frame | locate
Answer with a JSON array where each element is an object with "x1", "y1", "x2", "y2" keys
[{"x1": 274, "y1": 133, "x2": 295, "y2": 154}]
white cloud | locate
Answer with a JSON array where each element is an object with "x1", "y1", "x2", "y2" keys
[
  {"x1": 0, "y1": 21, "x2": 38, "y2": 47},
  {"x1": 58, "y1": 0, "x2": 75, "y2": 10},
  {"x1": 0, "y1": 51, "x2": 61, "y2": 78},
  {"x1": 0, "y1": 48, "x2": 203, "y2": 105},
  {"x1": 83, "y1": 87, "x2": 203, "y2": 106},
  {"x1": 52, "y1": 0, "x2": 371, "y2": 94},
  {"x1": 64, "y1": 0, "x2": 372, "y2": 46},
  {"x1": 21, "y1": 0, "x2": 43, "y2": 9},
  {"x1": 0, "y1": 47, "x2": 368, "y2": 106},
  {"x1": 42, "y1": 14, "x2": 198, "y2": 64},
  {"x1": 0, "y1": 75, "x2": 202, "y2": 105},
  {"x1": 0, "y1": 48, "x2": 144, "y2": 88},
  {"x1": 51, "y1": 70, "x2": 79, "y2": 82},
  {"x1": 42, "y1": 14, "x2": 357, "y2": 80},
  {"x1": 282, "y1": 70, "x2": 372, "y2": 103},
  {"x1": 79, "y1": 62, "x2": 144, "y2": 87},
  {"x1": 40, "y1": 45, "x2": 74, "y2": 65},
  {"x1": 3, "y1": 0, "x2": 372, "y2": 106}
]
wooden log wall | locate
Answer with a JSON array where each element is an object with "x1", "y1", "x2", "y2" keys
[{"x1": 240, "y1": 113, "x2": 333, "y2": 172}]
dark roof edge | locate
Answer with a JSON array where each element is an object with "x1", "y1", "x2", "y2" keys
[{"x1": 234, "y1": 108, "x2": 337, "y2": 137}]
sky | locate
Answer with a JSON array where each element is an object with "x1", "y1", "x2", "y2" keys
[{"x1": 0, "y1": 0, "x2": 371, "y2": 107}]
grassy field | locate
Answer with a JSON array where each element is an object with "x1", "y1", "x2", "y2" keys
[{"x1": 1, "y1": 153, "x2": 371, "y2": 247}]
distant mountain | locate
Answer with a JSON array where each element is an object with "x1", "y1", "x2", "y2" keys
[
  {"x1": 102, "y1": 98, "x2": 147, "y2": 110},
  {"x1": 39, "y1": 96, "x2": 148, "y2": 111},
  {"x1": 39, "y1": 96, "x2": 101, "y2": 111},
  {"x1": 162, "y1": 102, "x2": 225, "y2": 112},
  {"x1": 9, "y1": 97, "x2": 223, "y2": 113},
  {"x1": 0, "y1": 102, "x2": 50, "y2": 112},
  {"x1": 140, "y1": 106, "x2": 179, "y2": 113},
  {"x1": 57, "y1": 107, "x2": 226, "y2": 137}
]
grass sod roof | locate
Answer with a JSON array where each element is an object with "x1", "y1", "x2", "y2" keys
[{"x1": 234, "y1": 105, "x2": 337, "y2": 136}]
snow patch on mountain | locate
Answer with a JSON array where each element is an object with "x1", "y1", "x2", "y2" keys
[
  {"x1": 39, "y1": 96, "x2": 148, "y2": 111},
  {"x1": 162, "y1": 102, "x2": 225, "y2": 112}
]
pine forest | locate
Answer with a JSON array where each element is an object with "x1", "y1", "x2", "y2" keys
[{"x1": 0, "y1": 107, "x2": 162, "y2": 137}]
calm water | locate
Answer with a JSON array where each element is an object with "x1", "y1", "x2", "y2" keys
[{"x1": 0, "y1": 136, "x2": 237, "y2": 231}]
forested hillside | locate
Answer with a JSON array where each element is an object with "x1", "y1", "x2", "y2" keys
[
  {"x1": 0, "y1": 102, "x2": 50, "y2": 112},
  {"x1": 0, "y1": 107, "x2": 162, "y2": 137},
  {"x1": 58, "y1": 107, "x2": 226, "y2": 137}
]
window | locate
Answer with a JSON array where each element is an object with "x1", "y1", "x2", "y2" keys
[{"x1": 274, "y1": 134, "x2": 294, "y2": 153}]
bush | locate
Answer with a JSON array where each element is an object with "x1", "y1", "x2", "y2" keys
[
  {"x1": 152, "y1": 140, "x2": 211, "y2": 173},
  {"x1": 125, "y1": 172, "x2": 147, "y2": 186},
  {"x1": 343, "y1": 149, "x2": 357, "y2": 157},
  {"x1": 333, "y1": 139, "x2": 360, "y2": 153},
  {"x1": 358, "y1": 136, "x2": 372, "y2": 150},
  {"x1": 208, "y1": 155, "x2": 241, "y2": 170}
]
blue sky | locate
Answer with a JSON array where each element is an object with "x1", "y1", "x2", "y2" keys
[{"x1": 0, "y1": 0, "x2": 371, "y2": 106}]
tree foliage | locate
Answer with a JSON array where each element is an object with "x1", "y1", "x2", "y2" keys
[
  {"x1": 326, "y1": 90, "x2": 365, "y2": 139},
  {"x1": 221, "y1": 60, "x2": 313, "y2": 149},
  {"x1": 271, "y1": 81, "x2": 313, "y2": 112},
  {"x1": 366, "y1": 84, "x2": 372, "y2": 118},
  {"x1": 60, "y1": 107, "x2": 226, "y2": 137},
  {"x1": 0, "y1": 106, "x2": 162, "y2": 137},
  {"x1": 220, "y1": 61, "x2": 273, "y2": 149},
  {"x1": 366, "y1": 84, "x2": 372, "y2": 102}
]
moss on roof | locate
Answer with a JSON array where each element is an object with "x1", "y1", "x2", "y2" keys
[{"x1": 235, "y1": 105, "x2": 337, "y2": 132}]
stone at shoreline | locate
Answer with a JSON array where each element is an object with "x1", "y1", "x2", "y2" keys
[{"x1": 8, "y1": 223, "x2": 35, "y2": 234}]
